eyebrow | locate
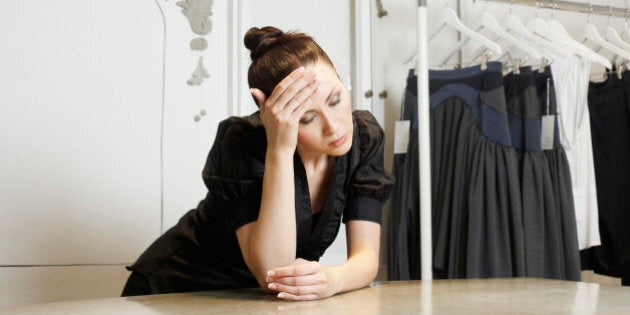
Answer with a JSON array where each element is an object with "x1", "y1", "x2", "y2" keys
[{"x1": 326, "y1": 84, "x2": 340, "y2": 102}]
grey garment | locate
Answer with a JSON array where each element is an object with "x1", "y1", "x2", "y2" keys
[
  {"x1": 534, "y1": 67, "x2": 581, "y2": 281},
  {"x1": 504, "y1": 68, "x2": 566, "y2": 279},
  {"x1": 428, "y1": 63, "x2": 525, "y2": 279},
  {"x1": 387, "y1": 131, "x2": 420, "y2": 280},
  {"x1": 389, "y1": 64, "x2": 527, "y2": 279},
  {"x1": 388, "y1": 83, "x2": 421, "y2": 280},
  {"x1": 431, "y1": 96, "x2": 525, "y2": 278}
]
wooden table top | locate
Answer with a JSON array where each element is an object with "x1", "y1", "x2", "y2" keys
[{"x1": 2, "y1": 278, "x2": 629, "y2": 314}]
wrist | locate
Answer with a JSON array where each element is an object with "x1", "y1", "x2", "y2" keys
[
  {"x1": 265, "y1": 148, "x2": 295, "y2": 163},
  {"x1": 325, "y1": 265, "x2": 344, "y2": 296}
]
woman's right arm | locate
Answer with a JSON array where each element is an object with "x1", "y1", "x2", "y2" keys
[{"x1": 235, "y1": 67, "x2": 320, "y2": 288}]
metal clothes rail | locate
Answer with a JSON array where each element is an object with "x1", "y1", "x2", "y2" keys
[{"x1": 482, "y1": 0, "x2": 630, "y2": 18}]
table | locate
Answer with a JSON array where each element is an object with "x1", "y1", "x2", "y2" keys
[{"x1": 1, "y1": 278, "x2": 629, "y2": 314}]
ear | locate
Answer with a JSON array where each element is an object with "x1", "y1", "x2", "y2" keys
[{"x1": 250, "y1": 88, "x2": 267, "y2": 112}]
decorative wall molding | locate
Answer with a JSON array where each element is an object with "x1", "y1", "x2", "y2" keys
[
  {"x1": 176, "y1": 0, "x2": 214, "y2": 35},
  {"x1": 190, "y1": 37, "x2": 208, "y2": 50},
  {"x1": 187, "y1": 56, "x2": 210, "y2": 86}
]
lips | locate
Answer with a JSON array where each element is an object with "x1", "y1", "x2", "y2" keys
[{"x1": 330, "y1": 133, "x2": 347, "y2": 148}]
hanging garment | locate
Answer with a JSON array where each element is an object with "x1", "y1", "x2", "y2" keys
[
  {"x1": 504, "y1": 66, "x2": 570, "y2": 280},
  {"x1": 399, "y1": 62, "x2": 525, "y2": 279},
  {"x1": 550, "y1": 56, "x2": 601, "y2": 251},
  {"x1": 583, "y1": 70, "x2": 630, "y2": 282},
  {"x1": 388, "y1": 81, "x2": 421, "y2": 280},
  {"x1": 429, "y1": 62, "x2": 525, "y2": 278},
  {"x1": 532, "y1": 66, "x2": 581, "y2": 281}
]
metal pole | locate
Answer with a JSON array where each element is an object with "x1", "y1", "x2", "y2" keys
[
  {"x1": 483, "y1": 0, "x2": 630, "y2": 18},
  {"x1": 417, "y1": 0, "x2": 432, "y2": 281}
]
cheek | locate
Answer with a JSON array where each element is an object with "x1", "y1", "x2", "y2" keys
[
  {"x1": 339, "y1": 101, "x2": 353, "y2": 126},
  {"x1": 297, "y1": 128, "x2": 320, "y2": 146}
]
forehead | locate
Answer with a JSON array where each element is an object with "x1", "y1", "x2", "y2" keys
[{"x1": 312, "y1": 61, "x2": 340, "y2": 84}]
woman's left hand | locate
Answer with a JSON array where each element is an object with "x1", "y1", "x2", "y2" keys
[{"x1": 265, "y1": 258, "x2": 339, "y2": 301}]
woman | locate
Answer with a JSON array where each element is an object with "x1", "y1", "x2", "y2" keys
[{"x1": 121, "y1": 26, "x2": 393, "y2": 301}]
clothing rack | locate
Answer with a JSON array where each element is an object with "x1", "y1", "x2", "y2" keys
[
  {"x1": 481, "y1": 0, "x2": 630, "y2": 18},
  {"x1": 414, "y1": 0, "x2": 630, "y2": 280}
]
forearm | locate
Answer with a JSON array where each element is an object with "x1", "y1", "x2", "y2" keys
[
  {"x1": 327, "y1": 246, "x2": 380, "y2": 295},
  {"x1": 248, "y1": 151, "x2": 297, "y2": 280}
]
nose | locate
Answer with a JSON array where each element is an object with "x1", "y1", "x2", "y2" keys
[{"x1": 322, "y1": 110, "x2": 339, "y2": 135}]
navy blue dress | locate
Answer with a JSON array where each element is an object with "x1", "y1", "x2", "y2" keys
[{"x1": 122, "y1": 110, "x2": 393, "y2": 295}]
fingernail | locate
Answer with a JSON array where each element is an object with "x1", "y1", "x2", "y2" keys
[
  {"x1": 267, "y1": 283, "x2": 277, "y2": 290},
  {"x1": 277, "y1": 293, "x2": 286, "y2": 299},
  {"x1": 267, "y1": 271, "x2": 275, "y2": 277}
]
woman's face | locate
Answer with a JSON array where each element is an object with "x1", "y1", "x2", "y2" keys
[{"x1": 296, "y1": 61, "x2": 353, "y2": 158}]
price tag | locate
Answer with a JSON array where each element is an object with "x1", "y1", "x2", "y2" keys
[
  {"x1": 541, "y1": 115, "x2": 555, "y2": 150},
  {"x1": 394, "y1": 120, "x2": 411, "y2": 154}
]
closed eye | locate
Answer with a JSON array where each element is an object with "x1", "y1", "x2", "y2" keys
[{"x1": 300, "y1": 113, "x2": 316, "y2": 125}]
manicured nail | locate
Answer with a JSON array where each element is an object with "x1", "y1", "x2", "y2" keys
[
  {"x1": 268, "y1": 283, "x2": 277, "y2": 290},
  {"x1": 267, "y1": 271, "x2": 275, "y2": 276},
  {"x1": 277, "y1": 293, "x2": 286, "y2": 299}
]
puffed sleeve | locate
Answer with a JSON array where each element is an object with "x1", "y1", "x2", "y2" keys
[
  {"x1": 201, "y1": 114, "x2": 266, "y2": 231},
  {"x1": 343, "y1": 111, "x2": 394, "y2": 224}
]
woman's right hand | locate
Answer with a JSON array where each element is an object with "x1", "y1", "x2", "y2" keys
[{"x1": 250, "y1": 67, "x2": 320, "y2": 156}]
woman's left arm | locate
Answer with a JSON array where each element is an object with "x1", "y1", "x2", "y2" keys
[{"x1": 265, "y1": 220, "x2": 380, "y2": 301}]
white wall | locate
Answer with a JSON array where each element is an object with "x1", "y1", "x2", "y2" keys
[
  {"x1": 0, "y1": 0, "x2": 231, "y2": 307},
  {"x1": 0, "y1": 1, "x2": 164, "y2": 266}
]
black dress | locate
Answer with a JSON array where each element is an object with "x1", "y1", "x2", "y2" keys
[
  {"x1": 122, "y1": 110, "x2": 393, "y2": 295},
  {"x1": 584, "y1": 70, "x2": 630, "y2": 284}
]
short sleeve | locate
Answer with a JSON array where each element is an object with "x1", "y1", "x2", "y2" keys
[
  {"x1": 343, "y1": 111, "x2": 394, "y2": 224},
  {"x1": 202, "y1": 114, "x2": 266, "y2": 230}
]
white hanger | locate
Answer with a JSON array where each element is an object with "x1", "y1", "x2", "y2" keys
[
  {"x1": 621, "y1": 0, "x2": 630, "y2": 42},
  {"x1": 463, "y1": 11, "x2": 541, "y2": 64},
  {"x1": 548, "y1": 19, "x2": 612, "y2": 68},
  {"x1": 605, "y1": 26, "x2": 630, "y2": 56},
  {"x1": 527, "y1": 12, "x2": 612, "y2": 69},
  {"x1": 505, "y1": 13, "x2": 569, "y2": 59},
  {"x1": 428, "y1": 8, "x2": 502, "y2": 66},
  {"x1": 581, "y1": 24, "x2": 630, "y2": 63},
  {"x1": 603, "y1": 2, "x2": 630, "y2": 63}
]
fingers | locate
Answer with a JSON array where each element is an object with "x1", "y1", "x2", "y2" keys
[
  {"x1": 266, "y1": 67, "x2": 319, "y2": 114},
  {"x1": 250, "y1": 88, "x2": 267, "y2": 110},
  {"x1": 265, "y1": 260, "x2": 330, "y2": 300},
  {"x1": 272, "y1": 285, "x2": 326, "y2": 301},
  {"x1": 268, "y1": 260, "x2": 321, "y2": 278},
  {"x1": 268, "y1": 282, "x2": 325, "y2": 301},
  {"x1": 267, "y1": 273, "x2": 325, "y2": 287},
  {"x1": 277, "y1": 292, "x2": 320, "y2": 301},
  {"x1": 285, "y1": 78, "x2": 319, "y2": 117}
]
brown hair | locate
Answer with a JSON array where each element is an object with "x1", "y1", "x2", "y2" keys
[{"x1": 244, "y1": 26, "x2": 334, "y2": 106}]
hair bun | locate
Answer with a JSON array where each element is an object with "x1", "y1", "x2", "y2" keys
[{"x1": 244, "y1": 26, "x2": 284, "y2": 61}]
